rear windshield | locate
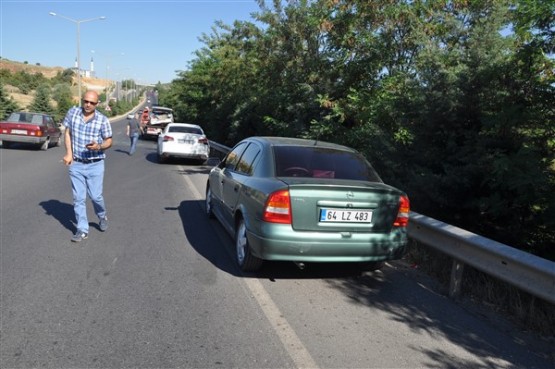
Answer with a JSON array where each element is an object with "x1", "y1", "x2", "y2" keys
[
  {"x1": 274, "y1": 146, "x2": 382, "y2": 182},
  {"x1": 168, "y1": 126, "x2": 203, "y2": 135},
  {"x1": 7, "y1": 112, "x2": 43, "y2": 124},
  {"x1": 152, "y1": 108, "x2": 173, "y2": 115}
]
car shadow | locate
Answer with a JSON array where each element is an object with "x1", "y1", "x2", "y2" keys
[
  {"x1": 176, "y1": 199, "x2": 239, "y2": 276},
  {"x1": 39, "y1": 199, "x2": 75, "y2": 232},
  {"x1": 177, "y1": 199, "x2": 375, "y2": 280},
  {"x1": 176, "y1": 166, "x2": 212, "y2": 175},
  {"x1": 2, "y1": 142, "x2": 49, "y2": 151},
  {"x1": 145, "y1": 152, "x2": 159, "y2": 164}
]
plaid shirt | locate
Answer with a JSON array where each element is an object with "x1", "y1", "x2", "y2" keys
[{"x1": 63, "y1": 107, "x2": 112, "y2": 160}]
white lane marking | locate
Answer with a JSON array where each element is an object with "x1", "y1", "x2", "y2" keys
[
  {"x1": 243, "y1": 277, "x2": 320, "y2": 369},
  {"x1": 181, "y1": 169, "x2": 320, "y2": 369},
  {"x1": 182, "y1": 171, "x2": 204, "y2": 199}
]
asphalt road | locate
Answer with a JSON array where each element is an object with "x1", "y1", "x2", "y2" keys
[{"x1": 1, "y1": 117, "x2": 552, "y2": 368}]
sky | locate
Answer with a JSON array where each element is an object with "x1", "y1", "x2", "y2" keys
[{"x1": 1, "y1": 0, "x2": 262, "y2": 85}]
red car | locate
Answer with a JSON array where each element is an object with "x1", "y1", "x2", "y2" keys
[{"x1": 0, "y1": 111, "x2": 62, "y2": 150}]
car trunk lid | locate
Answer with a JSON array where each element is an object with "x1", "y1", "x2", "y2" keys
[
  {"x1": 285, "y1": 180, "x2": 404, "y2": 233},
  {"x1": 0, "y1": 122, "x2": 42, "y2": 136}
]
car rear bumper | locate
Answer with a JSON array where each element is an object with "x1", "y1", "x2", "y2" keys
[
  {"x1": 246, "y1": 222, "x2": 408, "y2": 262},
  {"x1": 160, "y1": 143, "x2": 209, "y2": 160},
  {"x1": 0, "y1": 134, "x2": 47, "y2": 144}
]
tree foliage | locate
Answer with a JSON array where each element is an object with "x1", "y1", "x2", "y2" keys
[
  {"x1": 27, "y1": 84, "x2": 55, "y2": 115},
  {"x1": 52, "y1": 83, "x2": 74, "y2": 122},
  {"x1": 161, "y1": 0, "x2": 554, "y2": 259},
  {"x1": 0, "y1": 82, "x2": 20, "y2": 118}
]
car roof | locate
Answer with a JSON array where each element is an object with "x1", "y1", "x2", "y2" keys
[
  {"x1": 11, "y1": 111, "x2": 50, "y2": 116},
  {"x1": 168, "y1": 122, "x2": 203, "y2": 129},
  {"x1": 245, "y1": 136, "x2": 356, "y2": 152}
]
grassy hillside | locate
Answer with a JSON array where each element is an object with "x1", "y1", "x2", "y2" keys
[{"x1": 1, "y1": 58, "x2": 111, "y2": 107}]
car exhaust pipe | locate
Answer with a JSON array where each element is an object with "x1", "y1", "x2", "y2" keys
[{"x1": 294, "y1": 262, "x2": 305, "y2": 270}]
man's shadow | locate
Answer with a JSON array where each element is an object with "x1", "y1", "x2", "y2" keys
[{"x1": 39, "y1": 200, "x2": 75, "y2": 232}]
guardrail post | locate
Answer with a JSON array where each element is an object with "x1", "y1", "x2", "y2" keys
[{"x1": 449, "y1": 259, "x2": 465, "y2": 298}]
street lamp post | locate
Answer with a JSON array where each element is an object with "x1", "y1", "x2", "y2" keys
[
  {"x1": 91, "y1": 50, "x2": 124, "y2": 106},
  {"x1": 49, "y1": 12, "x2": 106, "y2": 106},
  {"x1": 114, "y1": 67, "x2": 131, "y2": 102}
]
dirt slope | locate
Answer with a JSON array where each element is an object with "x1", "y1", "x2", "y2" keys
[{"x1": 1, "y1": 59, "x2": 111, "y2": 107}]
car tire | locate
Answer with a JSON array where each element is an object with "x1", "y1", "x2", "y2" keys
[
  {"x1": 2, "y1": 141, "x2": 11, "y2": 148},
  {"x1": 235, "y1": 219, "x2": 263, "y2": 272},
  {"x1": 205, "y1": 185, "x2": 215, "y2": 219},
  {"x1": 40, "y1": 138, "x2": 50, "y2": 151}
]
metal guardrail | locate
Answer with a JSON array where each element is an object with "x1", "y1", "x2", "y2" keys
[
  {"x1": 208, "y1": 140, "x2": 555, "y2": 304},
  {"x1": 408, "y1": 213, "x2": 555, "y2": 304}
]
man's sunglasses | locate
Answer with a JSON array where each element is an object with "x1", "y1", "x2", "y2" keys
[{"x1": 82, "y1": 99, "x2": 98, "y2": 106}]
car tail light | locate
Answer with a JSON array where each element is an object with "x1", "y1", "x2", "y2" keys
[
  {"x1": 393, "y1": 195, "x2": 410, "y2": 227},
  {"x1": 35, "y1": 129, "x2": 43, "y2": 137},
  {"x1": 163, "y1": 135, "x2": 174, "y2": 142},
  {"x1": 263, "y1": 189, "x2": 292, "y2": 224},
  {"x1": 198, "y1": 136, "x2": 208, "y2": 144}
]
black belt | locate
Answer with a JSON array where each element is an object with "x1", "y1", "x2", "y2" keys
[{"x1": 73, "y1": 157, "x2": 103, "y2": 164}]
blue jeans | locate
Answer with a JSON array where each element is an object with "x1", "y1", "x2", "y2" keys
[
  {"x1": 129, "y1": 133, "x2": 139, "y2": 155},
  {"x1": 69, "y1": 160, "x2": 107, "y2": 233}
]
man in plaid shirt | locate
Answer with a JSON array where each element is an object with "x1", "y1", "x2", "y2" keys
[{"x1": 62, "y1": 90, "x2": 113, "y2": 242}]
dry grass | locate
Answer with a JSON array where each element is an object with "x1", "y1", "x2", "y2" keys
[{"x1": 405, "y1": 241, "x2": 555, "y2": 338}]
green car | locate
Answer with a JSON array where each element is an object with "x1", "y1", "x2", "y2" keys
[{"x1": 205, "y1": 137, "x2": 410, "y2": 272}]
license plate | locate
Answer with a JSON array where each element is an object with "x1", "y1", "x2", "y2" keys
[
  {"x1": 319, "y1": 208, "x2": 373, "y2": 223},
  {"x1": 178, "y1": 139, "x2": 194, "y2": 144},
  {"x1": 11, "y1": 129, "x2": 27, "y2": 135}
]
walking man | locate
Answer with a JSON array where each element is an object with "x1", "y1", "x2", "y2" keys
[
  {"x1": 126, "y1": 111, "x2": 142, "y2": 155},
  {"x1": 62, "y1": 90, "x2": 113, "y2": 242}
]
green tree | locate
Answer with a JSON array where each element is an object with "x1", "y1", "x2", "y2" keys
[
  {"x1": 52, "y1": 68, "x2": 75, "y2": 85},
  {"x1": 52, "y1": 83, "x2": 74, "y2": 122},
  {"x1": 27, "y1": 84, "x2": 54, "y2": 115},
  {"x1": 0, "y1": 82, "x2": 20, "y2": 118}
]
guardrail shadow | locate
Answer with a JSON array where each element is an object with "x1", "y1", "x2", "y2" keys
[{"x1": 323, "y1": 262, "x2": 552, "y2": 368}]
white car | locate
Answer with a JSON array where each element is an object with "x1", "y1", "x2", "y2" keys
[{"x1": 157, "y1": 123, "x2": 210, "y2": 164}]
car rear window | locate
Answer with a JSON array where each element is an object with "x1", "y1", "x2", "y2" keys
[
  {"x1": 274, "y1": 146, "x2": 382, "y2": 182},
  {"x1": 152, "y1": 108, "x2": 173, "y2": 115},
  {"x1": 169, "y1": 126, "x2": 203, "y2": 134},
  {"x1": 7, "y1": 112, "x2": 43, "y2": 124}
]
